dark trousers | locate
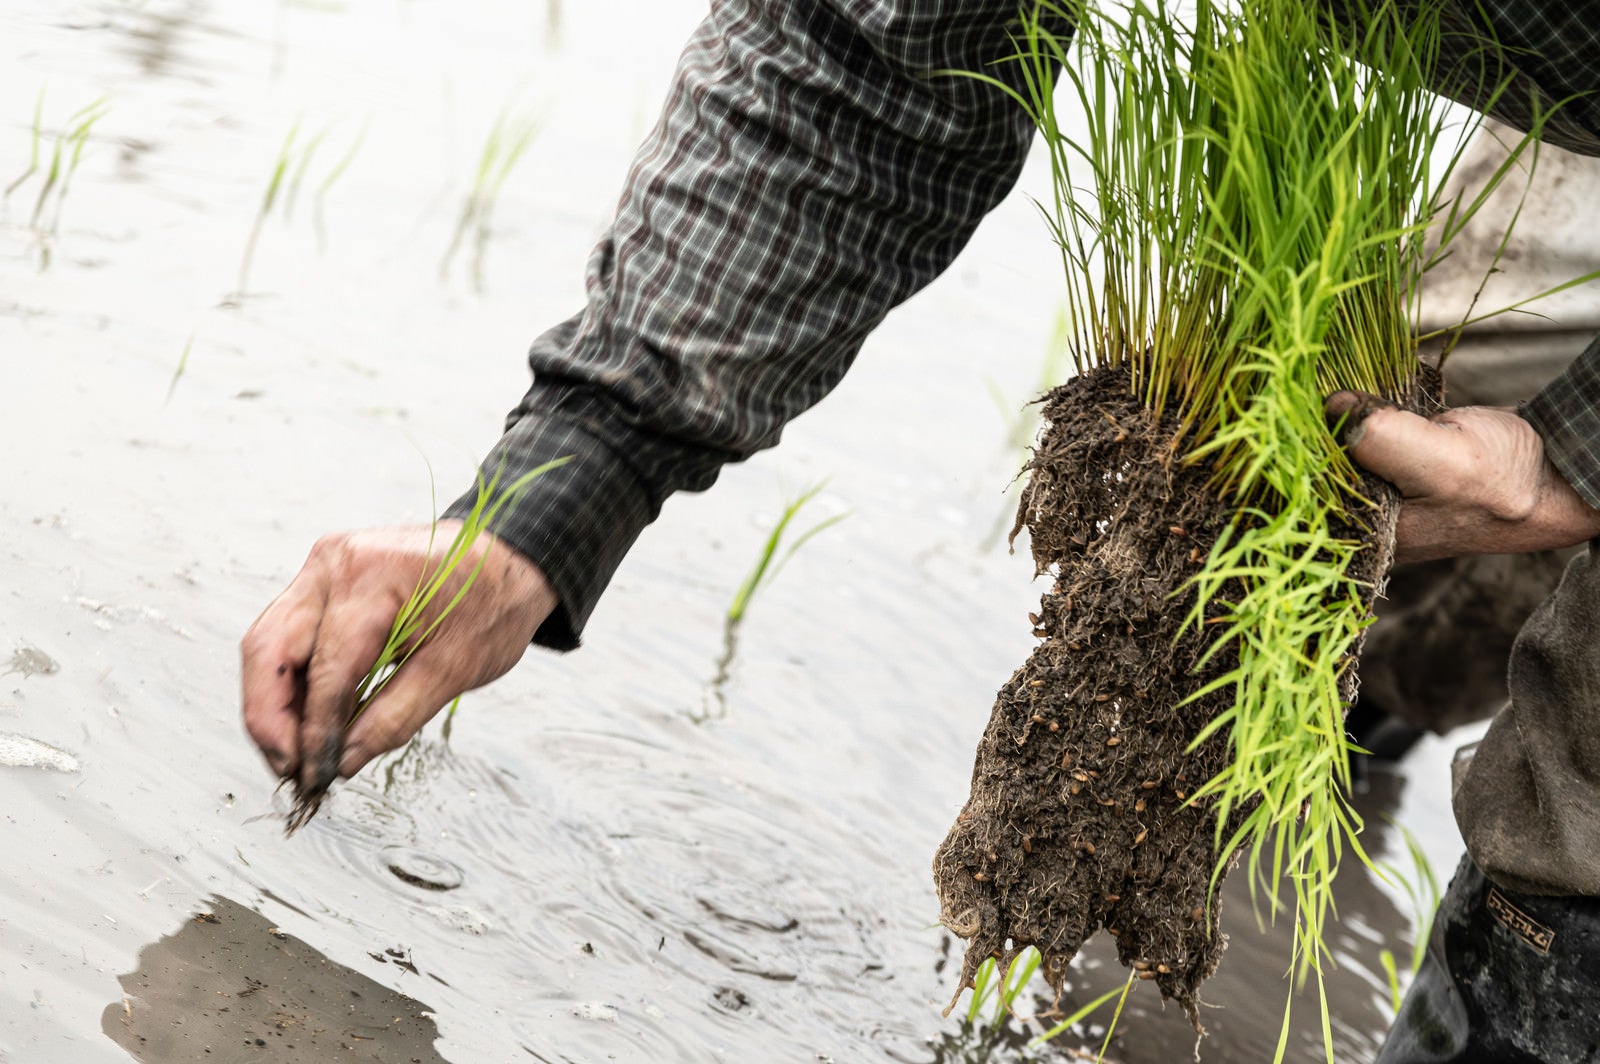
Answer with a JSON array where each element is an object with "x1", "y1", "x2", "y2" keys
[{"x1": 1376, "y1": 855, "x2": 1600, "y2": 1063}]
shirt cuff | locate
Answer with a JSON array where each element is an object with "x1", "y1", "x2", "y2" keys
[
  {"x1": 1521, "y1": 333, "x2": 1600, "y2": 511},
  {"x1": 441, "y1": 411, "x2": 654, "y2": 651}
]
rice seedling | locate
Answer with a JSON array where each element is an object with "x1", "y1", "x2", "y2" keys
[
  {"x1": 933, "y1": 1, "x2": 1570, "y2": 1056},
  {"x1": 314, "y1": 117, "x2": 368, "y2": 249},
  {"x1": 6, "y1": 88, "x2": 109, "y2": 260},
  {"x1": 164, "y1": 333, "x2": 196, "y2": 403},
  {"x1": 234, "y1": 119, "x2": 365, "y2": 299},
  {"x1": 285, "y1": 455, "x2": 571, "y2": 831},
  {"x1": 235, "y1": 121, "x2": 308, "y2": 298},
  {"x1": 439, "y1": 102, "x2": 542, "y2": 292},
  {"x1": 3, "y1": 87, "x2": 47, "y2": 199},
  {"x1": 1375, "y1": 819, "x2": 1441, "y2": 1014},
  {"x1": 962, "y1": 946, "x2": 1130, "y2": 1056},
  {"x1": 726, "y1": 482, "x2": 849, "y2": 624},
  {"x1": 697, "y1": 482, "x2": 848, "y2": 721}
]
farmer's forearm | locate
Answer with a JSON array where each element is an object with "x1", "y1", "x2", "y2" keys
[{"x1": 446, "y1": 1, "x2": 1053, "y2": 648}]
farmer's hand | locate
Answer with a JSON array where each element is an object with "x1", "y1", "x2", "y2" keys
[
  {"x1": 240, "y1": 524, "x2": 556, "y2": 790},
  {"x1": 1326, "y1": 392, "x2": 1600, "y2": 563}
]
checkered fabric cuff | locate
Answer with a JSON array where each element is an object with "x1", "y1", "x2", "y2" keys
[
  {"x1": 442, "y1": 409, "x2": 654, "y2": 651},
  {"x1": 1522, "y1": 333, "x2": 1600, "y2": 511}
]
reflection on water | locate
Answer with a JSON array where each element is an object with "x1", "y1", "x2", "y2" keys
[{"x1": 102, "y1": 897, "x2": 449, "y2": 1064}]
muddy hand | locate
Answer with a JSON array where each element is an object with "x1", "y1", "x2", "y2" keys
[
  {"x1": 1326, "y1": 392, "x2": 1600, "y2": 563},
  {"x1": 240, "y1": 523, "x2": 557, "y2": 792}
]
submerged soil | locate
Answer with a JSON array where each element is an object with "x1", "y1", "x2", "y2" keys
[{"x1": 934, "y1": 363, "x2": 1424, "y2": 1025}]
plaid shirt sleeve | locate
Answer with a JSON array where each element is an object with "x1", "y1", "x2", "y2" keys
[
  {"x1": 444, "y1": 2, "x2": 1049, "y2": 649},
  {"x1": 1429, "y1": 0, "x2": 1600, "y2": 508},
  {"x1": 1523, "y1": 336, "x2": 1600, "y2": 508}
]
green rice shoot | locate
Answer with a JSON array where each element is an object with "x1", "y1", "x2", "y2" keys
[
  {"x1": 726, "y1": 482, "x2": 849, "y2": 623},
  {"x1": 349, "y1": 456, "x2": 572, "y2": 720},
  {"x1": 6, "y1": 88, "x2": 109, "y2": 253},
  {"x1": 235, "y1": 118, "x2": 366, "y2": 298},
  {"x1": 962, "y1": 946, "x2": 1128, "y2": 1053},
  {"x1": 440, "y1": 102, "x2": 542, "y2": 292}
]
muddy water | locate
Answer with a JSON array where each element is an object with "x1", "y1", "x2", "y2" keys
[{"x1": 0, "y1": 2, "x2": 1477, "y2": 1061}]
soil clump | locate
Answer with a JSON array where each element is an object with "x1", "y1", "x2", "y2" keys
[{"x1": 933, "y1": 362, "x2": 1425, "y2": 1026}]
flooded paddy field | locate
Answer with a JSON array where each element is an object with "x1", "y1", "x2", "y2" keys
[{"x1": 0, "y1": 2, "x2": 1475, "y2": 1060}]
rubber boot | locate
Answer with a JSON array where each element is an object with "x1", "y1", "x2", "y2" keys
[{"x1": 1376, "y1": 854, "x2": 1600, "y2": 1063}]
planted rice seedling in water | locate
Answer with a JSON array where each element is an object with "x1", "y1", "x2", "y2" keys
[
  {"x1": 6, "y1": 88, "x2": 109, "y2": 264},
  {"x1": 285, "y1": 456, "x2": 571, "y2": 831},
  {"x1": 725, "y1": 481, "x2": 849, "y2": 624},
  {"x1": 1375, "y1": 819, "x2": 1442, "y2": 1014},
  {"x1": 233, "y1": 119, "x2": 365, "y2": 300},
  {"x1": 165, "y1": 333, "x2": 196, "y2": 403},
  {"x1": 440, "y1": 103, "x2": 542, "y2": 293},
  {"x1": 932, "y1": 1, "x2": 1567, "y2": 1056},
  {"x1": 699, "y1": 482, "x2": 848, "y2": 720}
]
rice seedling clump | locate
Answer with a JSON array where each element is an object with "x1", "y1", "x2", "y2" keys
[
  {"x1": 933, "y1": 363, "x2": 1434, "y2": 1024},
  {"x1": 933, "y1": 0, "x2": 1475, "y2": 1040}
]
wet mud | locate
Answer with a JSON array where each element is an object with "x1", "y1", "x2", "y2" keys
[{"x1": 102, "y1": 897, "x2": 447, "y2": 1064}]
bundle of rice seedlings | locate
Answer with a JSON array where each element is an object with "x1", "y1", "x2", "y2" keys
[{"x1": 932, "y1": 0, "x2": 1533, "y2": 1052}]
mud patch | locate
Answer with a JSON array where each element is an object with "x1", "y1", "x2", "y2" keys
[
  {"x1": 102, "y1": 896, "x2": 449, "y2": 1063},
  {"x1": 933, "y1": 363, "x2": 1416, "y2": 1024}
]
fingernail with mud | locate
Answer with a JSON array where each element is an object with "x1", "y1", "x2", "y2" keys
[
  {"x1": 1326, "y1": 391, "x2": 1394, "y2": 449},
  {"x1": 300, "y1": 730, "x2": 344, "y2": 793},
  {"x1": 264, "y1": 749, "x2": 292, "y2": 777}
]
